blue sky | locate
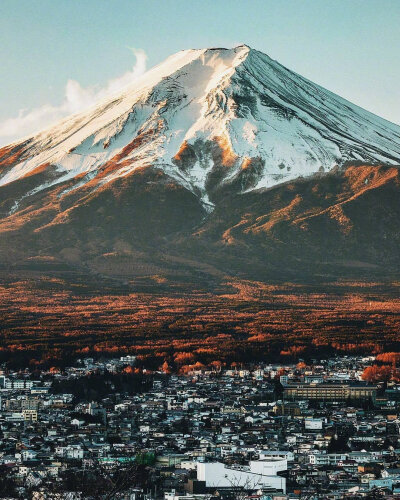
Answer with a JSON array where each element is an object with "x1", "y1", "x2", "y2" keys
[{"x1": 1, "y1": 0, "x2": 400, "y2": 144}]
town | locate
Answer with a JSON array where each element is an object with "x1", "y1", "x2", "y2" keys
[{"x1": 0, "y1": 355, "x2": 400, "y2": 499}]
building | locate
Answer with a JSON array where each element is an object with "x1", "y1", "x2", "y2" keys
[
  {"x1": 23, "y1": 409, "x2": 38, "y2": 422},
  {"x1": 273, "y1": 402, "x2": 301, "y2": 416},
  {"x1": 309, "y1": 453, "x2": 348, "y2": 466},
  {"x1": 304, "y1": 418, "x2": 323, "y2": 430},
  {"x1": 279, "y1": 375, "x2": 289, "y2": 386},
  {"x1": 165, "y1": 492, "x2": 211, "y2": 500},
  {"x1": 284, "y1": 382, "x2": 377, "y2": 402},
  {"x1": 22, "y1": 397, "x2": 41, "y2": 410},
  {"x1": 258, "y1": 451, "x2": 295, "y2": 462},
  {"x1": 197, "y1": 460, "x2": 287, "y2": 493},
  {"x1": 1, "y1": 379, "x2": 35, "y2": 390}
]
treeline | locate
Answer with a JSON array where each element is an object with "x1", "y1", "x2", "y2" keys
[{"x1": 1, "y1": 339, "x2": 400, "y2": 374}]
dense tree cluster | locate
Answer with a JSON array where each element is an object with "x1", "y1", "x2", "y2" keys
[{"x1": 0, "y1": 271, "x2": 399, "y2": 370}]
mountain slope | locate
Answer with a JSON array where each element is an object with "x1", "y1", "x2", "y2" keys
[{"x1": 0, "y1": 45, "x2": 400, "y2": 279}]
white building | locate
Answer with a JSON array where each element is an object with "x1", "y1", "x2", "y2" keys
[
  {"x1": 120, "y1": 355, "x2": 137, "y2": 364},
  {"x1": 21, "y1": 449, "x2": 38, "y2": 461},
  {"x1": 179, "y1": 461, "x2": 198, "y2": 471},
  {"x1": 258, "y1": 450, "x2": 294, "y2": 462},
  {"x1": 309, "y1": 451, "x2": 375, "y2": 466},
  {"x1": 309, "y1": 453, "x2": 347, "y2": 466},
  {"x1": 304, "y1": 418, "x2": 323, "y2": 430},
  {"x1": 197, "y1": 460, "x2": 286, "y2": 493},
  {"x1": 55, "y1": 446, "x2": 84, "y2": 460},
  {"x1": 3, "y1": 379, "x2": 34, "y2": 390},
  {"x1": 165, "y1": 493, "x2": 211, "y2": 500}
]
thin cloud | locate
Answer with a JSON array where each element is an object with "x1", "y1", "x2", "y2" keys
[{"x1": 0, "y1": 48, "x2": 147, "y2": 146}]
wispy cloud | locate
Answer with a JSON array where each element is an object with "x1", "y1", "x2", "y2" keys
[{"x1": 0, "y1": 48, "x2": 147, "y2": 146}]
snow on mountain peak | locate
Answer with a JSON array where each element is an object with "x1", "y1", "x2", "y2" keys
[{"x1": 1, "y1": 44, "x2": 400, "y2": 211}]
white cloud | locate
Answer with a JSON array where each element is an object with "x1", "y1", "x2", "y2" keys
[{"x1": 0, "y1": 48, "x2": 147, "y2": 146}]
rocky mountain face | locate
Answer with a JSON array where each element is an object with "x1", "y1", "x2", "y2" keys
[{"x1": 1, "y1": 45, "x2": 400, "y2": 280}]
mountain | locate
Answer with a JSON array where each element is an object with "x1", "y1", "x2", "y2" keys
[{"x1": 1, "y1": 45, "x2": 400, "y2": 280}]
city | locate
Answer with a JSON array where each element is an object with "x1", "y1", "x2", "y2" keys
[{"x1": 0, "y1": 355, "x2": 399, "y2": 498}]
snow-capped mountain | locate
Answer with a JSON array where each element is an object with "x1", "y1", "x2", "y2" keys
[
  {"x1": 1, "y1": 44, "x2": 400, "y2": 212},
  {"x1": 1, "y1": 45, "x2": 400, "y2": 279}
]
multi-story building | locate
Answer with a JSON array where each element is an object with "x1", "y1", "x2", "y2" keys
[
  {"x1": 22, "y1": 397, "x2": 41, "y2": 410},
  {"x1": 23, "y1": 409, "x2": 38, "y2": 422},
  {"x1": 284, "y1": 382, "x2": 377, "y2": 402},
  {"x1": 2, "y1": 379, "x2": 35, "y2": 390}
]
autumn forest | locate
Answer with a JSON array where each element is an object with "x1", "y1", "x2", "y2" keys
[{"x1": 1, "y1": 266, "x2": 400, "y2": 377}]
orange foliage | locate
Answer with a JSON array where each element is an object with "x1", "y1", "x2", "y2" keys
[
  {"x1": 248, "y1": 333, "x2": 270, "y2": 342},
  {"x1": 376, "y1": 352, "x2": 400, "y2": 364},
  {"x1": 160, "y1": 361, "x2": 171, "y2": 374},
  {"x1": 174, "y1": 352, "x2": 196, "y2": 365},
  {"x1": 280, "y1": 346, "x2": 306, "y2": 357},
  {"x1": 361, "y1": 365, "x2": 393, "y2": 382},
  {"x1": 179, "y1": 362, "x2": 205, "y2": 374}
]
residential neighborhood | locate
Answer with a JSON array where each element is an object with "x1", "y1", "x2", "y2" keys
[{"x1": 0, "y1": 355, "x2": 399, "y2": 499}]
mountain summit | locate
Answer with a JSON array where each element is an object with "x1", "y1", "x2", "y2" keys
[
  {"x1": 1, "y1": 45, "x2": 400, "y2": 210},
  {"x1": 1, "y1": 46, "x2": 400, "y2": 276}
]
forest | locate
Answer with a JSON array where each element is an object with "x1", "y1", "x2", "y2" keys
[{"x1": 0, "y1": 267, "x2": 400, "y2": 373}]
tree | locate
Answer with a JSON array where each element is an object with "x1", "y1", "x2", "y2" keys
[
  {"x1": 362, "y1": 365, "x2": 392, "y2": 382},
  {"x1": 328, "y1": 434, "x2": 350, "y2": 453}
]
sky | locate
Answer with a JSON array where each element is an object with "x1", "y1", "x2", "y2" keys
[{"x1": 1, "y1": 0, "x2": 400, "y2": 145}]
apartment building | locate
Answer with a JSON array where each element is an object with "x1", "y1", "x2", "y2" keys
[{"x1": 284, "y1": 382, "x2": 377, "y2": 402}]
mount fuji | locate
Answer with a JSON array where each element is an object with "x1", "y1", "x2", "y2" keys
[{"x1": 1, "y1": 45, "x2": 400, "y2": 279}]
